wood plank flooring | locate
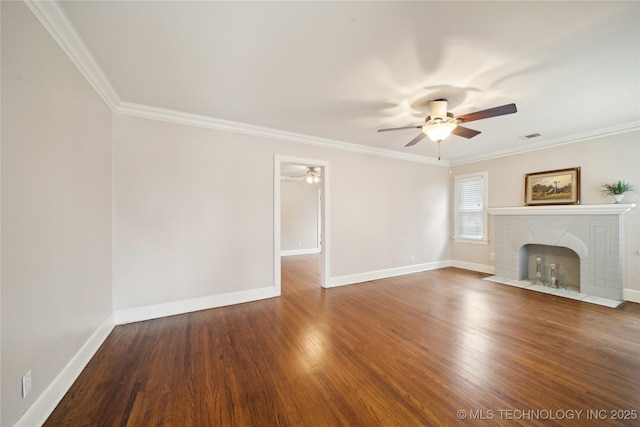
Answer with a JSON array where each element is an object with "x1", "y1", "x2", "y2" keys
[{"x1": 45, "y1": 255, "x2": 640, "y2": 426}]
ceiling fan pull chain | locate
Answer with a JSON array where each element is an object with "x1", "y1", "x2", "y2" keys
[{"x1": 438, "y1": 141, "x2": 441, "y2": 161}]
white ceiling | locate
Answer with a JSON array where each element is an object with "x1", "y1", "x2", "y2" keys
[{"x1": 57, "y1": 1, "x2": 640, "y2": 163}]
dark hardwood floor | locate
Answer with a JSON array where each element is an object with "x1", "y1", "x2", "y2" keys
[{"x1": 45, "y1": 255, "x2": 640, "y2": 426}]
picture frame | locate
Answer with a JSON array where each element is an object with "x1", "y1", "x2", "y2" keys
[{"x1": 524, "y1": 167, "x2": 580, "y2": 206}]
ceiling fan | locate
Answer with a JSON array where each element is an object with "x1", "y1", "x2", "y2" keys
[
  {"x1": 283, "y1": 167, "x2": 321, "y2": 183},
  {"x1": 377, "y1": 99, "x2": 517, "y2": 159}
]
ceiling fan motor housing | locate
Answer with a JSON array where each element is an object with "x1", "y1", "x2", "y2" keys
[{"x1": 428, "y1": 100, "x2": 449, "y2": 120}]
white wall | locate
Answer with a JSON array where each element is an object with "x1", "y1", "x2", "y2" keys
[
  {"x1": 281, "y1": 179, "x2": 319, "y2": 253},
  {"x1": 330, "y1": 153, "x2": 450, "y2": 276},
  {"x1": 113, "y1": 114, "x2": 451, "y2": 312},
  {"x1": 1, "y1": 2, "x2": 113, "y2": 426},
  {"x1": 3, "y1": 2, "x2": 635, "y2": 425},
  {"x1": 450, "y1": 131, "x2": 640, "y2": 297},
  {"x1": 113, "y1": 115, "x2": 276, "y2": 309}
]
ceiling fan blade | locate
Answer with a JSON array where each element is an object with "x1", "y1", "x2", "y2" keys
[
  {"x1": 456, "y1": 103, "x2": 517, "y2": 123},
  {"x1": 452, "y1": 125, "x2": 481, "y2": 139},
  {"x1": 405, "y1": 133, "x2": 426, "y2": 147},
  {"x1": 378, "y1": 124, "x2": 423, "y2": 132}
]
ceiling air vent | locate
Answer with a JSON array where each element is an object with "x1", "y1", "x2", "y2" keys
[{"x1": 519, "y1": 133, "x2": 541, "y2": 140}]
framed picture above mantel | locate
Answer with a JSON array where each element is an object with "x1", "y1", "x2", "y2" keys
[{"x1": 524, "y1": 167, "x2": 581, "y2": 206}]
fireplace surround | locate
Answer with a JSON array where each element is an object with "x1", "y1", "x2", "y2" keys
[{"x1": 488, "y1": 204, "x2": 635, "y2": 301}]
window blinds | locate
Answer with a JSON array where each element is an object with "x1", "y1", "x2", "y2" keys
[{"x1": 457, "y1": 176, "x2": 484, "y2": 239}]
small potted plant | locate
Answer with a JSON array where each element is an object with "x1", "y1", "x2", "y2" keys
[{"x1": 601, "y1": 180, "x2": 635, "y2": 203}]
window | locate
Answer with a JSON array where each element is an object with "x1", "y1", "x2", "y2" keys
[{"x1": 454, "y1": 172, "x2": 488, "y2": 244}]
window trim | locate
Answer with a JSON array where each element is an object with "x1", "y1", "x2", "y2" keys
[{"x1": 454, "y1": 171, "x2": 489, "y2": 245}]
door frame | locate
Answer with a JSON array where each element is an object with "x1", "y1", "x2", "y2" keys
[{"x1": 274, "y1": 155, "x2": 330, "y2": 294}]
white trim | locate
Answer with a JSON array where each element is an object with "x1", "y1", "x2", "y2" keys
[
  {"x1": 275, "y1": 155, "x2": 331, "y2": 290},
  {"x1": 119, "y1": 103, "x2": 446, "y2": 166},
  {"x1": 450, "y1": 260, "x2": 496, "y2": 275},
  {"x1": 451, "y1": 121, "x2": 640, "y2": 166},
  {"x1": 281, "y1": 248, "x2": 321, "y2": 257},
  {"x1": 320, "y1": 162, "x2": 331, "y2": 288},
  {"x1": 454, "y1": 171, "x2": 489, "y2": 241},
  {"x1": 453, "y1": 238, "x2": 489, "y2": 245},
  {"x1": 114, "y1": 287, "x2": 278, "y2": 325},
  {"x1": 23, "y1": 0, "x2": 447, "y2": 167},
  {"x1": 487, "y1": 204, "x2": 636, "y2": 216},
  {"x1": 274, "y1": 158, "x2": 283, "y2": 296},
  {"x1": 23, "y1": 0, "x2": 119, "y2": 110},
  {"x1": 317, "y1": 187, "x2": 322, "y2": 252},
  {"x1": 623, "y1": 288, "x2": 640, "y2": 304},
  {"x1": 15, "y1": 313, "x2": 115, "y2": 427},
  {"x1": 23, "y1": 1, "x2": 639, "y2": 170},
  {"x1": 326, "y1": 259, "x2": 497, "y2": 288},
  {"x1": 326, "y1": 261, "x2": 450, "y2": 288}
]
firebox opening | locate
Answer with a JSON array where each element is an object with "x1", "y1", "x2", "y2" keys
[{"x1": 518, "y1": 244, "x2": 580, "y2": 291}]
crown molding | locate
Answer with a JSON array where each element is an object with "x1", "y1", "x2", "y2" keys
[
  {"x1": 451, "y1": 121, "x2": 640, "y2": 166},
  {"x1": 23, "y1": 0, "x2": 446, "y2": 166},
  {"x1": 24, "y1": 0, "x2": 638, "y2": 170},
  {"x1": 24, "y1": 0, "x2": 120, "y2": 110},
  {"x1": 116, "y1": 102, "x2": 449, "y2": 166}
]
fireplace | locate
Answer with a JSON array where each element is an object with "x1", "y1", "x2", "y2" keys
[
  {"x1": 520, "y1": 244, "x2": 580, "y2": 290},
  {"x1": 487, "y1": 204, "x2": 635, "y2": 301}
]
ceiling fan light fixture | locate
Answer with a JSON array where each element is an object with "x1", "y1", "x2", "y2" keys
[
  {"x1": 378, "y1": 101, "x2": 516, "y2": 153},
  {"x1": 423, "y1": 121, "x2": 458, "y2": 142},
  {"x1": 304, "y1": 167, "x2": 320, "y2": 184}
]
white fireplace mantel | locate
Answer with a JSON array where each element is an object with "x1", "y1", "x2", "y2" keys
[
  {"x1": 488, "y1": 203, "x2": 636, "y2": 216},
  {"x1": 489, "y1": 203, "x2": 635, "y2": 301}
]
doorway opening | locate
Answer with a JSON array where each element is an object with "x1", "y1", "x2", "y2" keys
[{"x1": 274, "y1": 155, "x2": 330, "y2": 295}]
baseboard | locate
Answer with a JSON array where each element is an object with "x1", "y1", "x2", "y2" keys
[
  {"x1": 449, "y1": 260, "x2": 496, "y2": 275},
  {"x1": 281, "y1": 248, "x2": 321, "y2": 257},
  {"x1": 15, "y1": 287, "x2": 280, "y2": 425},
  {"x1": 15, "y1": 312, "x2": 115, "y2": 427},
  {"x1": 623, "y1": 288, "x2": 640, "y2": 303},
  {"x1": 327, "y1": 260, "x2": 451, "y2": 288},
  {"x1": 114, "y1": 286, "x2": 279, "y2": 324}
]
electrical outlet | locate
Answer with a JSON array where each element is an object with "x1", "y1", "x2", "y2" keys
[
  {"x1": 22, "y1": 370, "x2": 32, "y2": 398},
  {"x1": 490, "y1": 252, "x2": 496, "y2": 260}
]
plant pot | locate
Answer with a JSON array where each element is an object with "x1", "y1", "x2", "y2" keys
[{"x1": 612, "y1": 194, "x2": 625, "y2": 204}]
